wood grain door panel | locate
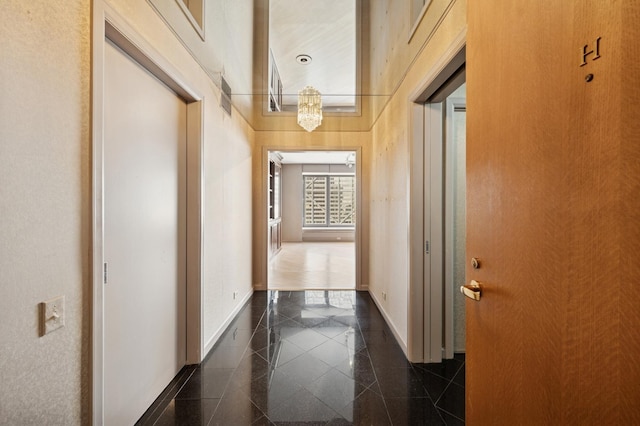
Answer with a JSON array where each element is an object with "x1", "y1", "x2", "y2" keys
[{"x1": 466, "y1": 1, "x2": 640, "y2": 423}]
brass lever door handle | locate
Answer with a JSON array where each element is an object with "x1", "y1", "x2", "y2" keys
[{"x1": 460, "y1": 280, "x2": 482, "y2": 301}]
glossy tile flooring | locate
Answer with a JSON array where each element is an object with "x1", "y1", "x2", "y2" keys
[{"x1": 137, "y1": 291, "x2": 465, "y2": 425}]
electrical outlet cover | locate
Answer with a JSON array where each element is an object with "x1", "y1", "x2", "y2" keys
[{"x1": 41, "y1": 296, "x2": 65, "y2": 336}]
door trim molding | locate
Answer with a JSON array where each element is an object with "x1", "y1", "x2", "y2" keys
[
  {"x1": 407, "y1": 28, "x2": 465, "y2": 362},
  {"x1": 92, "y1": 2, "x2": 203, "y2": 423},
  {"x1": 444, "y1": 97, "x2": 466, "y2": 358}
]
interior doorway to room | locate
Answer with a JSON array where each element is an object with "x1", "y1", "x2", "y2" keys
[
  {"x1": 408, "y1": 47, "x2": 466, "y2": 363},
  {"x1": 267, "y1": 150, "x2": 358, "y2": 290},
  {"x1": 103, "y1": 39, "x2": 187, "y2": 425},
  {"x1": 424, "y1": 77, "x2": 467, "y2": 362},
  {"x1": 443, "y1": 83, "x2": 466, "y2": 358},
  {"x1": 94, "y1": 20, "x2": 203, "y2": 425}
]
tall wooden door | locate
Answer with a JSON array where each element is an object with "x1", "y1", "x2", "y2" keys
[
  {"x1": 466, "y1": 1, "x2": 640, "y2": 423},
  {"x1": 104, "y1": 40, "x2": 187, "y2": 425}
]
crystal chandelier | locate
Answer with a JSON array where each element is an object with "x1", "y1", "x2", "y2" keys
[{"x1": 297, "y1": 86, "x2": 323, "y2": 132}]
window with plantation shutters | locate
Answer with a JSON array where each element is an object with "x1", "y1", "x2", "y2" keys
[
  {"x1": 329, "y1": 176, "x2": 355, "y2": 225},
  {"x1": 303, "y1": 175, "x2": 355, "y2": 227},
  {"x1": 304, "y1": 176, "x2": 327, "y2": 225}
]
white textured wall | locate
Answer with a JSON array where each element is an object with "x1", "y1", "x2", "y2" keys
[
  {"x1": 369, "y1": 119, "x2": 410, "y2": 345},
  {"x1": 0, "y1": 1, "x2": 91, "y2": 424},
  {"x1": 282, "y1": 164, "x2": 303, "y2": 242},
  {"x1": 202, "y1": 109, "x2": 254, "y2": 344}
]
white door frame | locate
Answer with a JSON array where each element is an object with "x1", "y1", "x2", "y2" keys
[
  {"x1": 444, "y1": 97, "x2": 466, "y2": 359},
  {"x1": 407, "y1": 30, "x2": 466, "y2": 363},
  {"x1": 92, "y1": 3, "x2": 204, "y2": 423},
  {"x1": 260, "y1": 146, "x2": 364, "y2": 291}
]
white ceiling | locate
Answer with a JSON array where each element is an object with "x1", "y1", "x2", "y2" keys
[
  {"x1": 277, "y1": 151, "x2": 356, "y2": 165},
  {"x1": 269, "y1": 0, "x2": 356, "y2": 109}
]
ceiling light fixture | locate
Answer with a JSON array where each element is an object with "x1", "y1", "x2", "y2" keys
[
  {"x1": 297, "y1": 86, "x2": 322, "y2": 132},
  {"x1": 296, "y1": 54, "x2": 312, "y2": 64}
]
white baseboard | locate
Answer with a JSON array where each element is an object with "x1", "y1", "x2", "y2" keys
[
  {"x1": 202, "y1": 289, "x2": 254, "y2": 359},
  {"x1": 301, "y1": 229, "x2": 356, "y2": 242},
  {"x1": 368, "y1": 291, "x2": 409, "y2": 358}
]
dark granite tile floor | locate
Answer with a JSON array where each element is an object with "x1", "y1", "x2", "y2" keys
[{"x1": 137, "y1": 290, "x2": 465, "y2": 425}]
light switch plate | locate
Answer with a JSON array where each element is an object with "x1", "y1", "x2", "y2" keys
[{"x1": 40, "y1": 296, "x2": 65, "y2": 336}]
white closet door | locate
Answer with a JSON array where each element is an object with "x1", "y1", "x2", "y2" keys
[{"x1": 104, "y1": 40, "x2": 187, "y2": 426}]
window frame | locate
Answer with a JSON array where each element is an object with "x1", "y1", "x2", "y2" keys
[{"x1": 303, "y1": 173, "x2": 356, "y2": 228}]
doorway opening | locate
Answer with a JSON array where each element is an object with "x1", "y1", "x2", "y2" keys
[
  {"x1": 92, "y1": 14, "x2": 204, "y2": 424},
  {"x1": 424, "y1": 72, "x2": 467, "y2": 362},
  {"x1": 266, "y1": 150, "x2": 358, "y2": 291},
  {"x1": 442, "y1": 83, "x2": 467, "y2": 358},
  {"x1": 408, "y1": 41, "x2": 466, "y2": 363}
]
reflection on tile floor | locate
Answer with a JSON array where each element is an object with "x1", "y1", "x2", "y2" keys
[{"x1": 137, "y1": 291, "x2": 465, "y2": 425}]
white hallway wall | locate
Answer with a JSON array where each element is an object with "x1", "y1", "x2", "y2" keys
[
  {"x1": 282, "y1": 164, "x2": 304, "y2": 242},
  {"x1": 1, "y1": 1, "x2": 91, "y2": 423}
]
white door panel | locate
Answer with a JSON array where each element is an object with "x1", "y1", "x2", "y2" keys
[{"x1": 104, "y1": 40, "x2": 187, "y2": 425}]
